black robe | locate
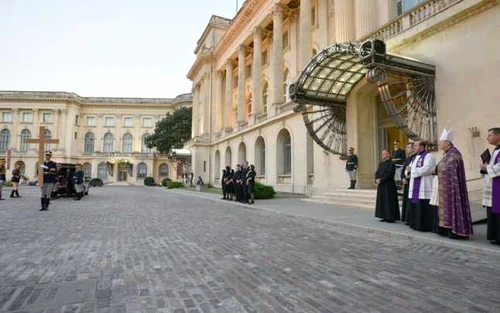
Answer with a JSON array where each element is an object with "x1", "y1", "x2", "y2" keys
[
  {"x1": 401, "y1": 154, "x2": 416, "y2": 223},
  {"x1": 375, "y1": 159, "x2": 400, "y2": 221}
]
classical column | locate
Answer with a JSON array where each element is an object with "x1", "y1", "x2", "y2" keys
[
  {"x1": 203, "y1": 74, "x2": 210, "y2": 135},
  {"x1": 355, "y1": 0, "x2": 378, "y2": 39},
  {"x1": 200, "y1": 78, "x2": 206, "y2": 134},
  {"x1": 237, "y1": 45, "x2": 246, "y2": 123},
  {"x1": 335, "y1": 0, "x2": 355, "y2": 42},
  {"x1": 215, "y1": 71, "x2": 223, "y2": 132},
  {"x1": 251, "y1": 27, "x2": 263, "y2": 118},
  {"x1": 225, "y1": 59, "x2": 234, "y2": 128},
  {"x1": 271, "y1": 3, "x2": 284, "y2": 105},
  {"x1": 318, "y1": 0, "x2": 329, "y2": 47},
  {"x1": 192, "y1": 86, "x2": 199, "y2": 138},
  {"x1": 298, "y1": 0, "x2": 312, "y2": 70}
]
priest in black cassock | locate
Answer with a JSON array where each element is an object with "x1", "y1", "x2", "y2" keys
[
  {"x1": 401, "y1": 142, "x2": 416, "y2": 224},
  {"x1": 375, "y1": 150, "x2": 400, "y2": 223}
]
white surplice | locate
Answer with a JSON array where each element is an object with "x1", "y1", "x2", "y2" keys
[
  {"x1": 482, "y1": 148, "x2": 500, "y2": 207},
  {"x1": 408, "y1": 153, "x2": 437, "y2": 200}
]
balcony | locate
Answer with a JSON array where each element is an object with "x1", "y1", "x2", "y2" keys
[
  {"x1": 276, "y1": 102, "x2": 295, "y2": 115},
  {"x1": 361, "y1": 0, "x2": 463, "y2": 42},
  {"x1": 91, "y1": 152, "x2": 155, "y2": 158}
]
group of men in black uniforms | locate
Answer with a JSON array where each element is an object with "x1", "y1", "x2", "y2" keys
[{"x1": 221, "y1": 162, "x2": 257, "y2": 204}]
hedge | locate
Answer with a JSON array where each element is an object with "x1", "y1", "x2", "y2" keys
[
  {"x1": 161, "y1": 177, "x2": 173, "y2": 187},
  {"x1": 167, "y1": 181, "x2": 184, "y2": 189},
  {"x1": 254, "y1": 182, "x2": 276, "y2": 199},
  {"x1": 144, "y1": 177, "x2": 156, "y2": 186}
]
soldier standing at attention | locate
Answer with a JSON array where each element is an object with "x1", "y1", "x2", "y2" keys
[
  {"x1": 10, "y1": 163, "x2": 23, "y2": 198},
  {"x1": 40, "y1": 151, "x2": 57, "y2": 211},
  {"x1": 346, "y1": 147, "x2": 358, "y2": 189},
  {"x1": 0, "y1": 158, "x2": 6, "y2": 200},
  {"x1": 73, "y1": 163, "x2": 85, "y2": 200},
  {"x1": 391, "y1": 140, "x2": 406, "y2": 165}
]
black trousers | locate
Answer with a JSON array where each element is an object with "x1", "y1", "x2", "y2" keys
[
  {"x1": 222, "y1": 183, "x2": 227, "y2": 198},
  {"x1": 241, "y1": 182, "x2": 248, "y2": 203},
  {"x1": 234, "y1": 184, "x2": 241, "y2": 201}
]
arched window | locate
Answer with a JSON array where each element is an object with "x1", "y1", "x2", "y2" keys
[
  {"x1": 159, "y1": 163, "x2": 168, "y2": 177},
  {"x1": 137, "y1": 162, "x2": 147, "y2": 178},
  {"x1": 122, "y1": 133, "x2": 133, "y2": 153},
  {"x1": 97, "y1": 162, "x2": 107, "y2": 179},
  {"x1": 44, "y1": 129, "x2": 52, "y2": 151},
  {"x1": 262, "y1": 82, "x2": 269, "y2": 113},
  {"x1": 238, "y1": 142, "x2": 246, "y2": 164},
  {"x1": 283, "y1": 68, "x2": 290, "y2": 102},
  {"x1": 15, "y1": 161, "x2": 26, "y2": 175},
  {"x1": 20, "y1": 129, "x2": 31, "y2": 152},
  {"x1": 0, "y1": 129, "x2": 11, "y2": 153},
  {"x1": 141, "y1": 134, "x2": 152, "y2": 153},
  {"x1": 277, "y1": 129, "x2": 292, "y2": 175},
  {"x1": 225, "y1": 146, "x2": 232, "y2": 167},
  {"x1": 255, "y1": 136, "x2": 266, "y2": 176},
  {"x1": 83, "y1": 162, "x2": 92, "y2": 177},
  {"x1": 84, "y1": 132, "x2": 95, "y2": 154},
  {"x1": 103, "y1": 133, "x2": 114, "y2": 153}
]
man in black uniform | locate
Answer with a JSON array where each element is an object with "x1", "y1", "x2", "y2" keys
[
  {"x1": 221, "y1": 169, "x2": 227, "y2": 200},
  {"x1": 391, "y1": 140, "x2": 406, "y2": 165},
  {"x1": 234, "y1": 164, "x2": 242, "y2": 202},
  {"x1": 73, "y1": 163, "x2": 85, "y2": 200},
  {"x1": 40, "y1": 151, "x2": 57, "y2": 211},
  {"x1": 241, "y1": 161, "x2": 249, "y2": 203},
  {"x1": 345, "y1": 147, "x2": 358, "y2": 189}
]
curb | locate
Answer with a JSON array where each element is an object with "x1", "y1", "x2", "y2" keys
[{"x1": 165, "y1": 188, "x2": 500, "y2": 257}]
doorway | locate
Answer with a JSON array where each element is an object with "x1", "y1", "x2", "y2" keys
[
  {"x1": 117, "y1": 162, "x2": 128, "y2": 182},
  {"x1": 376, "y1": 96, "x2": 408, "y2": 164}
]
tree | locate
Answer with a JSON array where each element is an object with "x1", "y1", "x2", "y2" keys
[{"x1": 146, "y1": 107, "x2": 192, "y2": 153}]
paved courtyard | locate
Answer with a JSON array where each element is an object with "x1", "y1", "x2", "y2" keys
[{"x1": 0, "y1": 187, "x2": 499, "y2": 313}]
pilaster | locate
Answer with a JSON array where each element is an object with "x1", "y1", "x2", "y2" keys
[
  {"x1": 298, "y1": 0, "x2": 312, "y2": 70},
  {"x1": 271, "y1": 3, "x2": 285, "y2": 105},
  {"x1": 335, "y1": 0, "x2": 355, "y2": 42},
  {"x1": 237, "y1": 45, "x2": 247, "y2": 123},
  {"x1": 225, "y1": 59, "x2": 234, "y2": 128},
  {"x1": 251, "y1": 26, "x2": 263, "y2": 122},
  {"x1": 355, "y1": 0, "x2": 378, "y2": 39}
]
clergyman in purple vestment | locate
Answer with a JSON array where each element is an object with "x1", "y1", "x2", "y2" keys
[
  {"x1": 436, "y1": 141, "x2": 473, "y2": 238},
  {"x1": 482, "y1": 127, "x2": 500, "y2": 245}
]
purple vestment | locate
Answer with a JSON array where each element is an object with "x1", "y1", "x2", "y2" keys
[
  {"x1": 492, "y1": 151, "x2": 500, "y2": 214},
  {"x1": 411, "y1": 151, "x2": 428, "y2": 204},
  {"x1": 437, "y1": 147, "x2": 473, "y2": 236}
]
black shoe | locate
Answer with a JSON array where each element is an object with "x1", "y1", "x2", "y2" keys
[
  {"x1": 386, "y1": 219, "x2": 395, "y2": 223},
  {"x1": 15, "y1": 191, "x2": 21, "y2": 198},
  {"x1": 380, "y1": 219, "x2": 387, "y2": 222},
  {"x1": 10, "y1": 191, "x2": 15, "y2": 198}
]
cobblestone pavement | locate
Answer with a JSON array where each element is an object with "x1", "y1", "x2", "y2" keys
[{"x1": 0, "y1": 187, "x2": 499, "y2": 313}]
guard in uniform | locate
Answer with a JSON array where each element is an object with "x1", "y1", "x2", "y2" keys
[
  {"x1": 10, "y1": 163, "x2": 23, "y2": 198},
  {"x1": 73, "y1": 163, "x2": 85, "y2": 200},
  {"x1": 221, "y1": 168, "x2": 227, "y2": 200},
  {"x1": 246, "y1": 164, "x2": 257, "y2": 204},
  {"x1": 234, "y1": 165, "x2": 242, "y2": 202},
  {"x1": 241, "y1": 162, "x2": 249, "y2": 203},
  {"x1": 391, "y1": 141, "x2": 406, "y2": 165},
  {"x1": 346, "y1": 147, "x2": 358, "y2": 189},
  {"x1": 0, "y1": 158, "x2": 6, "y2": 200},
  {"x1": 40, "y1": 151, "x2": 57, "y2": 211}
]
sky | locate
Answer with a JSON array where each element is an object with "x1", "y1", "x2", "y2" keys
[{"x1": 0, "y1": 0, "x2": 243, "y2": 98}]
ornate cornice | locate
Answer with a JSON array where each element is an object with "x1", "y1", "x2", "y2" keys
[
  {"x1": 187, "y1": 49, "x2": 215, "y2": 80},
  {"x1": 0, "y1": 91, "x2": 192, "y2": 108}
]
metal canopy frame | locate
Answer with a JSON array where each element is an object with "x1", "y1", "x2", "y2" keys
[{"x1": 290, "y1": 39, "x2": 437, "y2": 155}]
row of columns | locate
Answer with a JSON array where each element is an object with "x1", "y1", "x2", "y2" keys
[{"x1": 192, "y1": 0, "x2": 381, "y2": 136}]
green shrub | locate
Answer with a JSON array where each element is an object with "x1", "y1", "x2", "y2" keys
[
  {"x1": 161, "y1": 177, "x2": 173, "y2": 187},
  {"x1": 144, "y1": 176, "x2": 156, "y2": 186},
  {"x1": 254, "y1": 182, "x2": 276, "y2": 199},
  {"x1": 206, "y1": 183, "x2": 214, "y2": 189},
  {"x1": 167, "y1": 181, "x2": 184, "y2": 189},
  {"x1": 4, "y1": 181, "x2": 13, "y2": 187}
]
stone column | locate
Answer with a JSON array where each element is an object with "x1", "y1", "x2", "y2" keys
[
  {"x1": 318, "y1": 0, "x2": 328, "y2": 48},
  {"x1": 192, "y1": 86, "x2": 199, "y2": 138},
  {"x1": 203, "y1": 74, "x2": 210, "y2": 135},
  {"x1": 237, "y1": 45, "x2": 246, "y2": 123},
  {"x1": 225, "y1": 59, "x2": 234, "y2": 128},
  {"x1": 215, "y1": 71, "x2": 223, "y2": 132},
  {"x1": 200, "y1": 78, "x2": 206, "y2": 135},
  {"x1": 251, "y1": 27, "x2": 263, "y2": 120},
  {"x1": 298, "y1": 0, "x2": 312, "y2": 70},
  {"x1": 335, "y1": 0, "x2": 355, "y2": 42},
  {"x1": 271, "y1": 3, "x2": 284, "y2": 105},
  {"x1": 355, "y1": 0, "x2": 378, "y2": 39}
]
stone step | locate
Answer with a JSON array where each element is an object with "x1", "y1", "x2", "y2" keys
[
  {"x1": 325, "y1": 192, "x2": 377, "y2": 200},
  {"x1": 335, "y1": 188, "x2": 378, "y2": 195},
  {"x1": 302, "y1": 197, "x2": 375, "y2": 210}
]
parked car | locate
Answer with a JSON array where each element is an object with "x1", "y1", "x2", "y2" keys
[{"x1": 51, "y1": 163, "x2": 89, "y2": 198}]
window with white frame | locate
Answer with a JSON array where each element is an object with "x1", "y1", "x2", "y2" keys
[
  {"x1": 83, "y1": 163, "x2": 92, "y2": 177},
  {"x1": 22, "y1": 112, "x2": 32, "y2": 122},
  {"x1": 103, "y1": 133, "x2": 114, "y2": 152},
  {"x1": 97, "y1": 162, "x2": 107, "y2": 179},
  {"x1": 104, "y1": 117, "x2": 114, "y2": 126},
  {"x1": 42, "y1": 112, "x2": 52, "y2": 123},
  {"x1": 122, "y1": 133, "x2": 133, "y2": 153},
  {"x1": 141, "y1": 134, "x2": 152, "y2": 153},
  {"x1": 142, "y1": 118, "x2": 152, "y2": 127},
  {"x1": 2, "y1": 112, "x2": 12, "y2": 123},
  {"x1": 137, "y1": 162, "x2": 147, "y2": 178},
  {"x1": 20, "y1": 129, "x2": 31, "y2": 152},
  {"x1": 397, "y1": 0, "x2": 425, "y2": 15},
  {"x1": 124, "y1": 117, "x2": 133, "y2": 127},
  {"x1": 0, "y1": 129, "x2": 11, "y2": 152},
  {"x1": 86, "y1": 116, "x2": 95, "y2": 126}
]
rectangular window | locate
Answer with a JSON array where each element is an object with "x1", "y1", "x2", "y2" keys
[
  {"x1": 74, "y1": 132, "x2": 77, "y2": 139},
  {"x1": 2, "y1": 112, "x2": 12, "y2": 122},
  {"x1": 104, "y1": 117, "x2": 114, "y2": 126},
  {"x1": 397, "y1": 0, "x2": 425, "y2": 15},
  {"x1": 86, "y1": 116, "x2": 95, "y2": 126},
  {"x1": 22, "y1": 112, "x2": 32, "y2": 122},
  {"x1": 75, "y1": 115, "x2": 79, "y2": 125},
  {"x1": 124, "y1": 117, "x2": 133, "y2": 127},
  {"x1": 283, "y1": 32, "x2": 289, "y2": 49},
  {"x1": 262, "y1": 51, "x2": 268, "y2": 66},
  {"x1": 143, "y1": 118, "x2": 152, "y2": 127},
  {"x1": 42, "y1": 112, "x2": 52, "y2": 123}
]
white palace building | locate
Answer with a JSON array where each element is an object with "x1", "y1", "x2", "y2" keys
[{"x1": 186, "y1": 0, "x2": 499, "y2": 201}]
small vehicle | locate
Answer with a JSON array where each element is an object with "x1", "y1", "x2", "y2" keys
[{"x1": 51, "y1": 163, "x2": 89, "y2": 198}]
